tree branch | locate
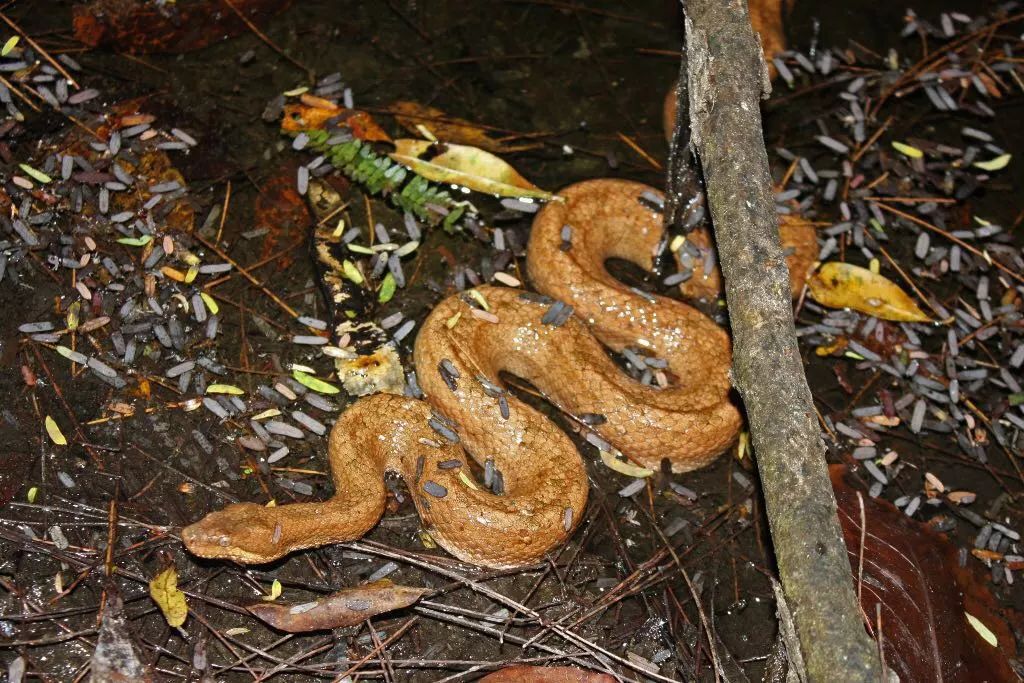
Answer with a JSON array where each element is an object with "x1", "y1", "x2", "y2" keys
[{"x1": 667, "y1": 1, "x2": 882, "y2": 680}]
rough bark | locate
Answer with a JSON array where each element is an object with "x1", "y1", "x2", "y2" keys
[{"x1": 671, "y1": 1, "x2": 882, "y2": 681}]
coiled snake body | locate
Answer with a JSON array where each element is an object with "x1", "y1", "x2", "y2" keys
[{"x1": 183, "y1": 179, "x2": 816, "y2": 568}]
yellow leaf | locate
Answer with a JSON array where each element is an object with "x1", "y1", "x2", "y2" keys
[
  {"x1": 200, "y1": 292, "x2": 219, "y2": 315},
  {"x1": 292, "y1": 370, "x2": 340, "y2": 395},
  {"x1": 965, "y1": 612, "x2": 998, "y2": 647},
  {"x1": 973, "y1": 154, "x2": 1011, "y2": 172},
  {"x1": 891, "y1": 141, "x2": 923, "y2": 158},
  {"x1": 27, "y1": 486, "x2": 37, "y2": 503},
  {"x1": 1, "y1": 36, "x2": 19, "y2": 56},
  {"x1": 466, "y1": 288, "x2": 489, "y2": 311},
  {"x1": 458, "y1": 470, "x2": 479, "y2": 491},
  {"x1": 44, "y1": 416, "x2": 67, "y2": 446},
  {"x1": 252, "y1": 408, "x2": 281, "y2": 420},
  {"x1": 390, "y1": 139, "x2": 553, "y2": 200},
  {"x1": 206, "y1": 384, "x2": 245, "y2": 395},
  {"x1": 150, "y1": 566, "x2": 188, "y2": 627},
  {"x1": 117, "y1": 235, "x2": 152, "y2": 247},
  {"x1": 418, "y1": 529, "x2": 437, "y2": 549},
  {"x1": 808, "y1": 262, "x2": 930, "y2": 322},
  {"x1": 263, "y1": 579, "x2": 282, "y2": 602},
  {"x1": 66, "y1": 301, "x2": 80, "y2": 331},
  {"x1": 736, "y1": 431, "x2": 750, "y2": 461},
  {"x1": 599, "y1": 450, "x2": 653, "y2": 478}
]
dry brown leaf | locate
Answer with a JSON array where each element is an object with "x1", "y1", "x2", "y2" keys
[
  {"x1": 390, "y1": 139, "x2": 553, "y2": 200},
  {"x1": 808, "y1": 262, "x2": 930, "y2": 322},
  {"x1": 245, "y1": 580, "x2": 427, "y2": 632},
  {"x1": 389, "y1": 101, "x2": 541, "y2": 153},
  {"x1": 480, "y1": 665, "x2": 616, "y2": 682}
]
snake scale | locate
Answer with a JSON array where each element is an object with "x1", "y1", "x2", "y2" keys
[{"x1": 183, "y1": 176, "x2": 816, "y2": 567}]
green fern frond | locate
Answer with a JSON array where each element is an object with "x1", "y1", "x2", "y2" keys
[{"x1": 296, "y1": 129, "x2": 470, "y2": 233}]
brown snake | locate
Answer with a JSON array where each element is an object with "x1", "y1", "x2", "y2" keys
[{"x1": 182, "y1": 179, "x2": 816, "y2": 568}]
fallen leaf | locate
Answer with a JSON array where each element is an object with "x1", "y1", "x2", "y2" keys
[
  {"x1": 149, "y1": 566, "x2": 188, "y2": 628},
  {"x1": 292, "y1": 370, "x2": 340, "y2": 395},
  {"x1": 262, "y1": 578, "x2": 282, "y2": 602},
  {"x1": 480, "y1": 665, "x2": 616, "y2": 682},
  {"x1": 891, "y1": 141, "x2": 924, "y2": 158},
  {"x1": 246, "y1": 580, "x2": 428, "y2": 632},
  {"x1": 18, "y1": 164, "x2": 51, "y2": 184},
  {"x1": 831, "y1": 465, "x2": 1020, "y2": 682},
  {"x1": 378, "y1": 273, "x2": 397, "y2": 303},
  {"x1": 974, "y1": 154, "x2": 1011, "y2": 172},
  {"x1": 281, "y1": 103, "x2": 391, "y2": 142},
  {"x1": 390, "y1": 139, "x2": 553, "y2": 200},
  {"x1": 254, "y1": 164, "x2": 311, "y2": 270},
  {"x1": 44, "y1": 416, "x2": 67, "y2": 446},
  {"x1": 117, "y1": 235, "x2": 153, "y2": 247},
  {"x1": 389, "y1": 101, "x2": 541, "y2": 153},
  {"x1": 808, "y1": 262, "x2": 929, "y2": 322},
  {"x1": 205, "y1": 384, "x2": 245, "y2": 395},
  {"x1": 73, "y1": 0, "x2": 291, "y2": 53},
  {"x1": 200, "y1": 292, "x2": 219, "y2": 315},
  {"x1": 599, "y1": 450, "x2": 653, "y2": 478}
]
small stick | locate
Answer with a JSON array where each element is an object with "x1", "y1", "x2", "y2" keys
[
  {"x1": 193, "y1": 233, "x2": 300, "y2": 319},
  {"x1": 220, "y1": 0, "x2": 313, "y2": 81},
  {"x1": 874, "y1": 200, "x2": 1024, "y2": 285},
  {"x1": 0, "y1": 13, "x2": 78, "y2": 87}
]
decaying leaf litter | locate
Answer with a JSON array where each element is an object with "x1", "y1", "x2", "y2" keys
[{"x1": 1, "y1": 0, "x2": 1024, "y2": 681}]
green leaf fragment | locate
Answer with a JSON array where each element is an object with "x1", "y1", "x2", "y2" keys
[
  {"x1": 19, "y1": 163, "x2": 51, "y2": 184},
  {"x1": 973, "y1": 154, "x2": 1011, "y2": 172},
  {"x1": 206, "y1": 384, "x2": 245, "y2": 395},
  {"x1": 1, "y1": 36, "x2": 18, "y2": 57},
  {"x1": 378, "y1": 273, "x2": 397, "y2": 303},
  {"x1": 342, "y1": 260, "x2": 364, "y2": 284},
  {"x1": 117, "y1": 235, "x2": 153, "y2": 247},
  {"x1": 292, "y1": 370, "x2": 340, "y2": 395}
]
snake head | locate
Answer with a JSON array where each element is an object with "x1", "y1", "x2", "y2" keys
[{"x1": 181, "y1": 503, "x2": 286, "y2": 564}]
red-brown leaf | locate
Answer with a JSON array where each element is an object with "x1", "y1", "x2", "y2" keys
[
  {"x1": 73, "y1": 0, "x2": 292, "y2": 53},
  {"x1": 479, "y1": 666, "x2": 616, "y2": 682},
  {"x1": 831, "y1": 465, "x2": 1020, "y2": 682},
  {"x1": 245, "y1": 580, "x2": 427, "y2": 633},
  {"x1": 254, "y1": 164, "x2": 312, "y2": 270}
]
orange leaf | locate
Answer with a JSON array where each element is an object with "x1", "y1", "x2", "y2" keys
[{"x1": 281, "y1": 103, "x2": 391, "y2": 143}]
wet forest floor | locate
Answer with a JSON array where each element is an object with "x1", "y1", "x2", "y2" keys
[{"x1": 2, "y1": 0, "x2": 1024, "y2": 681}]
